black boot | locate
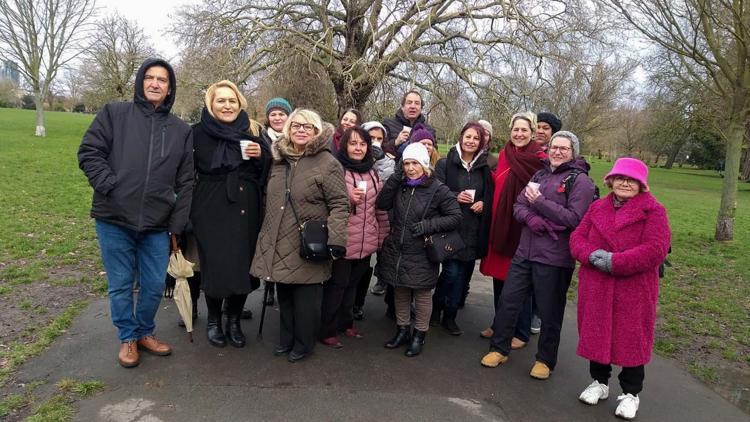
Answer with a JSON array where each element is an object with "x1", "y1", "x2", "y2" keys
[
  {"x1": 384, "y1": 325, "x2": 411, "y2": 349},
  {"x1": 225, "y1": 314, "x2": 246, "y2": 348},
  {"x1": 405, "y1": 329, "x2": 426, "y2": 357},
  {"x1": 206, "y1": 314, "x2": 226, "y2": 348},
  {"x1": 441, "y1": 310, "x2": 463, "y2": 336}
]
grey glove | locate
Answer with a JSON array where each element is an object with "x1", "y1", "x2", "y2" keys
[{"x1": 588, "y1": 249, "x2": 613, "y2": 273}]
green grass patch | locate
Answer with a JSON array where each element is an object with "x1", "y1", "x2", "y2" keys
[
  {"x1": 26, "y1": 394, "x2": 73, "y2": 422},
  {"x1": 0, "y1": 300, "x2": 88, "y2": 384},
  {"x1": 0, "y1": 393, "x2": 29, "y2": 417}
]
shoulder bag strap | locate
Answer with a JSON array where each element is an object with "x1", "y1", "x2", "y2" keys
[{"x1": 284, "y1": 162, "x2": 303, "y2": 230}]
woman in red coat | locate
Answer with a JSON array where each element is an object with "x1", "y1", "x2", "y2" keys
[
  {"x1": 570, "y1": 158, "x2": 671, "y2": 420},
  {"x1": 478, "y1": 112, "x2": 545, "y2": 345}
]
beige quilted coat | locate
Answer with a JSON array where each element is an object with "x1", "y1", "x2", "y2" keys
[{"x1": 251, "y1": 124, "x2": 349, "y2": 284}]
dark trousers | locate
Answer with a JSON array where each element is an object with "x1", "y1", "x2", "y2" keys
[
  {"x1": 490, "y1": 257, "x2": 573, "y2": 369},
  {"x1": 353, "y1": 266, "x2": 373, "y2": 308},
  {"x1": 492, "y1": 277, "x2": 532, "y2": 342},
  {"x1": 206, "y1": 294, "x2": 246, "y2": 317},
  {"x1": 277, "y1": 283, "x2": 323, "y2": 355},
  {"x1": 460, "y1": 262, "x2": 475, "y2": 306},
  {"x1": 433, "y1": 259, "x2": 475, "y2": 318},
  {"x1": 590, "y1": 361, "x2": 645, "y2": 395},
  {"x1": 321, "y1": 258, "x2": 370, "y2": 338}
]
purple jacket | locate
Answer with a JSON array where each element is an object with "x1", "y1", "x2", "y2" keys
[{"x1": 513, "y1": 158, "x2": 596, "y2": 268}]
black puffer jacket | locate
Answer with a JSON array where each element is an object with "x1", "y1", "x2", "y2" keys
[
  {"x1": 435, "y1": 146, "x2": 494, "y2": 260},
  {"x1": 376, "y1": 172, "x2": 461, "y2": 289},
  {"x1": 381, "y1": 109, "x2": 435, "y2": 155},
  {"x1": 78, "y1": 58, "x2": 193, "y2": 234}
]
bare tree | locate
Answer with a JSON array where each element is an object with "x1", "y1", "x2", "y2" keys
[
  {"x1": 603, "y1": 0, "x2": 750, "y2": 240},
  {"x1": 78, "y1": 13, "x2": 155, "y2": 111},
  {"x1": 172, "y1": 0, "x2": 598, "y2": 115},
  {"x1": 0, "y1": 0, "x2": 96, "y2": 136}
]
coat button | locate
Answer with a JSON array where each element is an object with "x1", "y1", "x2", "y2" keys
[
  {"x1": 241, "y1": 210, "x2": 246, "y2": 215},
  {"x1": 280, "y1": 206, "x2": 284, "y2": 210},
  {"x1": 240, "y1": 186, "x2": 244, "y2": 192}
]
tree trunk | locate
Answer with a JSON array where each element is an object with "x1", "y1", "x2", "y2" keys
[
  {"x1": 34, "y1": 92, "x2": 46, "y2": 137},
  {"x1": 741, "y1": 144, "x2": 750, "y2": 181},
  {"x1": 714, "y1": 95, "x2": 746, "y2": 241},
  {"x1": 663, "y1": 140, "x2": 685, "y2": 169}
]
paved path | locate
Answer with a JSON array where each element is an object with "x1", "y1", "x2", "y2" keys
[{"x1": 13, "y1": 274, "x2": 749, "y2": 422}]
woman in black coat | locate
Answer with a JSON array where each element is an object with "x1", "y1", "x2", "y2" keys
[
  {"x1": 376, "y1": 143, "x2": 461, "y2": 357},
  {"x1": 432, "y1": 122, "x2": 493, "y2": 335},
  {"x1": 190, "y1": 80, "x2": 271, "y2": 348}
]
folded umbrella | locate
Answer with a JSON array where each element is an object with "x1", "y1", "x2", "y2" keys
[{"x1": 167, "y1": 235, "x2": 195, "y2": 342}]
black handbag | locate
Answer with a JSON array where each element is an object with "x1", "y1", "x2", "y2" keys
[
  {"x1": 420, "y1": 188, "x2": 465, "y2": 263},
  {"x1": 285, "y1": 164, "x2": 331, "y2": 261}
]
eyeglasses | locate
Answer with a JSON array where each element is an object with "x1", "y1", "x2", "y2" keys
[
  {"x1": 290, "y1": 122, "x2": 316, "y2": 132},
  {"x1": 549, "y1": 145, "x2": 572, "y2": 153},
  {"x1": 612, "y1": 176, "x2": 638, "y2": 186}
]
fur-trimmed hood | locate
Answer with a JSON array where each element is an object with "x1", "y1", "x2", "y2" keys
[{"x1": 272, "y1": 122, "x2": 335, "y2": 161}]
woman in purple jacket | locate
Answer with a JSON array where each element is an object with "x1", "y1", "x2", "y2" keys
[{"x1": 481, "y1": 131, "x2": 595, "y2": 380}]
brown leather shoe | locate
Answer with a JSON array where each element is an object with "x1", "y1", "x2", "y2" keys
[
  {"x1": 137, "y1": 335, "x2": 172, "y2": 356},
  {"x1": 479, "y1": 327, "x2": 494, "y2": 339},
  {"x1": 118, "y1": 340, "x2": 140, "y2": 368},
  {"x1": 511, "y1": 337, "x2": 527, "y2": 350}
]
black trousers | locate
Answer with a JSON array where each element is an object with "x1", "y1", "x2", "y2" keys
[
  {"x1": 590, "y1": 361, "x2": 645, "y2": 395},
  {"x1": 321, "y1": 258, "x2": 370, "y2": 338},
  {"x1": 353, "y1": 266, "x2": 374, "y2": 308},
  {"x1": 206, "y1": 294, "x2": 246, "y2": 317},
  {"x1": 490, "y1": 257, "x2": 573, "y2": 370},
  {"x1": 277, "y1": 283, "x2": 323, "y2": 355}
]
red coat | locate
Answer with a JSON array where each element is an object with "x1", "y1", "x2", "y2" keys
[
  {"x1": 570, "y1": 192, "x2": 671, "y2": 367},
  {"x1": 480, "y1": 150, "x2": 512, "y2": 279}
]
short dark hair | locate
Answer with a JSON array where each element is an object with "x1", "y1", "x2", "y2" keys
[{"x1": 401, "y1": 90, "x2": 423, "y2": 106}]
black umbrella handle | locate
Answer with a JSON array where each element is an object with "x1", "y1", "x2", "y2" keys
[{"x1": 257, "y1": 282, "x2": 270, "y2": 340}]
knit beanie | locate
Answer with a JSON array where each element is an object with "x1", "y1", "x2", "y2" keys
[
  {"x1": 402, "y1": 142, "x2": 431, "y2": 170},
  {"x1": 550, "y1": 130, "x2": 580, "y2": 156},
  {"x1": 265, "y1": 97, "x2": 292, "y2": 116},
  {"x1": 537, "y1": 112, "x2": 562, "y2": 134},
  {"x1": 478, "y1": 119, "x2": 493, "y2": 137},
  {"x1": 409, "y1": 123, "x2": 436, "y2": 146},
  {"x1": 605, "y1": 158, "x2": 650, "y2": 192}
]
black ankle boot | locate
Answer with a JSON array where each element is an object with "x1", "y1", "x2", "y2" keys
[
  {"x1": 225, "y1": 315, "x2": 246, "y2": 348},
  {"x1": 405, "y1": 329, "x2": 426, "y2": 357},
  {"x1": 441, "y1": 310, "x2": 463, "y2": 336},
  {"x1": 206, "y1": 314, "x2": 226, "y2": 347},
  {"x1": 384, "y1": 325, "x2": 411, "y2": 349}
]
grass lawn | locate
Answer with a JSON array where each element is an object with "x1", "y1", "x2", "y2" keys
[{"x1": 0, "y1": 110, "x2": 748, "y2": 416}]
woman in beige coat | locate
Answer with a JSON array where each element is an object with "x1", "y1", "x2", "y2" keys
[{"x1": 251, "y1": 109, "x2": 349, "y2": 362}]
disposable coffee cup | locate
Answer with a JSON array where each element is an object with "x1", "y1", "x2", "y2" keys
[
  {"x1": 402, "y1": 126, "x2": 412, "y2": 133},
  {"x1": 239, "y1": 140, "x2": 255, "y2": 160},
  {"x1": 466, "y1": 189, "x2": 476, "y2": 202},
  {"x1": 356, "y1": 180, "x2": 367, "y2": 194},
  {"x1": 527, "y1": 182, "x2": 540, "y2": 194}
]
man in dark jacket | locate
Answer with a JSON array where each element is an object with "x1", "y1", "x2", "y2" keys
[
  {"x1": 381, "y1": 90, "x2": 436, "y2": 155},
  {"x1": 78, "y1": 58, "x2": 194, "y2": 368}
]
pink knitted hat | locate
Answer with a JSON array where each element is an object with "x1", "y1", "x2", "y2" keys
[{"x1": 604, "y1": 158, "x2": 649, "y2": 191}]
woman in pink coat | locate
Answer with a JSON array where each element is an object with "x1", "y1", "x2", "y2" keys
[
  {"x1": 570, "y1": 158, "x2": 671, "y2": 420},
  {"x1": 320, "y1": 126, "x2": 389, "y2": 348}
]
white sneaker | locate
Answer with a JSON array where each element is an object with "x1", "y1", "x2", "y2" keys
[
  {"x1": 615, "y1": 393, "x2": 639, "y2": 420},
  {"x1": 578, "y1": 380, "x2": 609, "y2": 405}
]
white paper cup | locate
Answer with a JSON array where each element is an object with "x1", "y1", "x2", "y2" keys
[
  {"x1": 356, "y1": 180, "x2": 367, "y2": 194},
  {"x1": 527, "y1": 182, "x2": 540, "y2": 194},
  {"x1": 465, "y1": 189, "x2": 476, "y2": 202},
  {"x1": 239, "y1": 140, "x2": 254, "y2": 160}
]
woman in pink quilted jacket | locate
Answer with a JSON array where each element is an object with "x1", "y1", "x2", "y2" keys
[
  {"x1": 320, "y1": 127, "x2": 390, "y2": 348},
  {"x1": 570, "y1": 158, "x2": 671, "y2": 420}
]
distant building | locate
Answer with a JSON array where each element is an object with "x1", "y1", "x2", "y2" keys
[{"x1": 0, "y1": 60, "x2": 20, "y2": 85}]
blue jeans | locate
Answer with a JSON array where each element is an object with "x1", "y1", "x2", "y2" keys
[
  {"x1": 95, "y1": 220, "x2": 169, "y2": 342},
  {"x1": 434, "y1": 259, "x2": 475, "y2": 317}
]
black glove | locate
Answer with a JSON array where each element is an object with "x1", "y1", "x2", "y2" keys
[
  {"x1": 410, "y1": 221, "x2": 427, "y2": 237},
  {"x1": 329, "y1": 245, "x2": 346, "y2": 259}
]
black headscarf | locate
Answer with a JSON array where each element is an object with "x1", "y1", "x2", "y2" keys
[
  {"x1": 335, "y1": 127, "x2": 375, "y2": 173},
  {"x1": 200, "y1": 107, "x2": 263, "y2": 170}
]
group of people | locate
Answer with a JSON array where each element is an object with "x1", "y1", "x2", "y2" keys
[{"x1": 78, "y1": 58, "x2": 671, "y2": 420}]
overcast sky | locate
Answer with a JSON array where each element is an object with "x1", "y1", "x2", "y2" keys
[{"x1": 96, "y1": 0, "x2": 201, "y2": 60}]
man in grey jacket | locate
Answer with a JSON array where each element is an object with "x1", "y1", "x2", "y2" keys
[{"x1": 78, "y1": 58, "x2": 194, "y2": 368}]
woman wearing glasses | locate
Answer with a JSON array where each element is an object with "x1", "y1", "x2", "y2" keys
[
  {"x1": 251, "y1": 109, "x2": 350, "y2": 362},
  {"x1": 570, "y1": 158, "x2": 670, "y2": 420},
  {"x1": 481, "y1": 131, "x2": 596, "y2": 382}
]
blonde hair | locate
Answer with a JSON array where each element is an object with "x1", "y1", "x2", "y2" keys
[
  {"x1": 509, "y1": 111, "x2": 537, "y2": 133},
  {"x1": 204, "y1": 80, "x2": 248, "y2": 118},
  {"x1": 283, "y1": 108, "x2": 323, "y2": 138}
]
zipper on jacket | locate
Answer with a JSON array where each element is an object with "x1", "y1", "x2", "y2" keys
[
  {"x1": 160, "y1": 126, "x2": 166, "y2": 158},
  {"x1": 394, "y1": 187, "x2": 416, "y2": 280},
  {"x1": 138, "y1": 117, "x2": 156, "y2": 231},
  {"x1": 359, "y1": 172, "x2": 367, "y2": 259}
]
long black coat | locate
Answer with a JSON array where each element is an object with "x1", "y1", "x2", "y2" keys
[
  {"x1": 375, "y1": 173, "x2": 461, "y2": 289},
  {"x1": 435, "y1": 147, "x2": 494, "y2": 260},
  {"x1": 190, "y1": 123, "x2": 270, "y2": 298}
]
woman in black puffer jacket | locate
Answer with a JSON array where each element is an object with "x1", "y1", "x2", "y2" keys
[
  {"x1": 432, "y1": 122, "x2": 493, "y2": 336},
  {"x1": 376, "y1": 143, "x2": 461, "y2": 357}
]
